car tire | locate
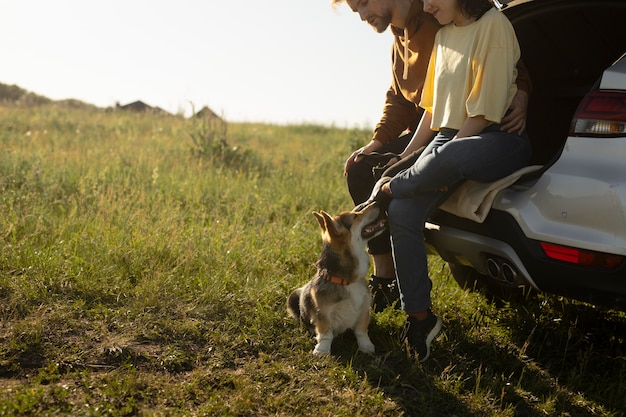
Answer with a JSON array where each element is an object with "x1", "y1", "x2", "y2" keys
[{"x1": 448, "y1": 262, "x2": 533, "y2": 305}]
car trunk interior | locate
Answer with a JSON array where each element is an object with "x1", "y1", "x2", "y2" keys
[{"x1": 505, "y1": 0, "x2": 626, "y2": 166}]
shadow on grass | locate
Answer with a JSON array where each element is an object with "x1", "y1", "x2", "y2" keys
[
  {"x1": 330, "y1": 326, "x2": 473, "y2": 416},
  {"x1": 329, "y1": 296, "x2": 626, "y2": 417},
  {"x1": 500, "y1": 299, "x2": 626, "y2": 416}
]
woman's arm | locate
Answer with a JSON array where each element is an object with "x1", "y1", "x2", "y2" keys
[
  {"x1": 454, "y1": 115, "x2": 490, "y2": 139},
  {"x1": 398, "y1": 110, "x2": 436, "y2": 159}
]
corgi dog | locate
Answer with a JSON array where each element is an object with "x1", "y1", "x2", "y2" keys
[{"x1": 287, "y1": 202, "x2": 388, "y2": 355}]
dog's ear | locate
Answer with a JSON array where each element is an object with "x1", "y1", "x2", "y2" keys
[
  {"x1": 313, "y1": 211, "x2": 341, "y2": 239},
  {"x1": 320, "y1": 211, "x2": 344, "y2": 239},
  {"x1": 313, "y1": 211, "x2": 327, "y2": 232}
]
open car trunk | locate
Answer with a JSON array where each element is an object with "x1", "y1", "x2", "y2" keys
[{"x1": 505, "y1": 0, "x2": 626, "y2": 166}]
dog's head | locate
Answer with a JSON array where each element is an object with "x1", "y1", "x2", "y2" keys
[
  {"x1": 312, "y1": 203, "x2": 387, "y2": 282},
  {"x1": 313, "y1": 202, "x2": 387, "y2": 246}
]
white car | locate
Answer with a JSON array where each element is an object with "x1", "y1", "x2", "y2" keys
[{"x1": 425, "y1": 0, "x2": 626, "y2": 310}]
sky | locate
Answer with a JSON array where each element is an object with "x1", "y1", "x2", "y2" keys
[{"x1": 1, "y1": 0, "x2": 394, "y2": 129}]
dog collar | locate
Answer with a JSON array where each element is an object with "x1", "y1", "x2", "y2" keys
[{"x1": 323, "y1": 275, "x2": 351, "y2": 286}]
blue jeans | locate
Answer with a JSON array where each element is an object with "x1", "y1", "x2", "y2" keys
[{"x1": 387, "y1": 123, "x2": 531, "y2": 313}]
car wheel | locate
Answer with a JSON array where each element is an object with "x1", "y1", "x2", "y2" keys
[{"x1": 447, "y1": 262, "x2": 533, "y2": 305}]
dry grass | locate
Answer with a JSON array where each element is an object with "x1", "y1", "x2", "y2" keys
[{"x1": 0, "y1": 106, "x2": 625, "y2": 416}]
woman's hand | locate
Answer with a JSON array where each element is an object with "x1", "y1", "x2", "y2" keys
[
  {"x1": 381, "y1": 182, "x2": 392, "y2": 197},
  {"x1": 385, "y1": 156, "x2": 401, "y2": 168}
]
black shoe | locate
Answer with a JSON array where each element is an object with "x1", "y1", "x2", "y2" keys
[
  {"x1": 369, "y1": 275, "x2": 401, "y2": 313},
  {"x1": 400, "y1": 311, "x2": 442, "y2": 363}
]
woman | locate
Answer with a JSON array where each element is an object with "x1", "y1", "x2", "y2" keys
[{"x1": 380, "y1": 0, "x2": 532, "y2": 362}]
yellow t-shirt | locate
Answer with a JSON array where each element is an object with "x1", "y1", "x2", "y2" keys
[{"x1": 420, "y1": 8, "x2": 520, "y2": 130}]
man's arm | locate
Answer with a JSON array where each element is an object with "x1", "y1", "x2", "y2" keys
[
  {"x1": 501, "y1": 58, "x2": 532, "y2": 134},
  {"x1": 500, "y1": 89, "x2": 529, "y2": 134},
  {"x1": 344, "y1": 84, "x2": 422, "y2": 175},
  {"x1": 372, "y1": 85, "x2": 423, "y2": 144}
]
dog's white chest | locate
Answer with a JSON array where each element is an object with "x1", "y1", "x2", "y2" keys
[
  {"x1": 329, "y1": 281, "x2": 369, "y2": 333},
  {"x1": 347, "y1": 281, "x2": 368, "y2": 308}
]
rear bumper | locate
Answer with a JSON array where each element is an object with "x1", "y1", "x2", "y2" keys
[{"x1": 426, "y1": 210, "x2": 626, "y2": 311}]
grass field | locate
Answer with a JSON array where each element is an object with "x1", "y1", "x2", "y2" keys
[{"x1": 1, "y1": 105, "x2": 625, "y2": 416}]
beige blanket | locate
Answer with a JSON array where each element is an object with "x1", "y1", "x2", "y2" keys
[{"x1": 440, "y1": 165, "x2": 543, "y2": 223}]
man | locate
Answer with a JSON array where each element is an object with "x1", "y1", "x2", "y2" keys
[{"x1": 333, "y1": 0, "x2": 530, "y2": 313}]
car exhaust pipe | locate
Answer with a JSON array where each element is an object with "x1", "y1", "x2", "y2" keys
[
  {"x1": 486, "y1": 258, "x2": 501, "y2": 279},
  {"x1": 486, "y1": 257, "x2": 519, "y2": 284},
  {"x1": 501, "y1": 263, "x2": 518, "y2": 284}
]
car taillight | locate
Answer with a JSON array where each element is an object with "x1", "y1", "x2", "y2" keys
[
  {"x1": 570, "y1": 91, "x2": 626, "y2": 137},
  {"x1": 540, "y1": 242, "x2": 624, "y2": 269}
]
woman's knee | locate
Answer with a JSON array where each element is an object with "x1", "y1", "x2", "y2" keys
[
  {"x1": 388, "y1": 199, "x2": 421, "y2": 231},
  {"x1": 388, "y1": 193, "x2": 444, "y2": 233}
]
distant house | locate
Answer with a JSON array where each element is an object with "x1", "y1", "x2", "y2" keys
[
  {"x1": 194, "y1": 106, "x2": 222, "y2": 121},
  {"x1": 117, "y1": 100, "x2": 151, "y2": 112},
  {"x1": 116, "y1": 100, "x2": 171, "y2": 115}
]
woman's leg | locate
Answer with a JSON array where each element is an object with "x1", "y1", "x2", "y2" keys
[
  {"x1": 386, "y1": 127, "x2": 531, "y2": 360},
  {"x1": 390, "y1": 128, "x2": 531, "y2": 198},
  {"x1": 387, "y1": 190, "x2": 454, "y2": 313},
  {"x1": 388, "y1": 128, "x2": 530, "y2": 310},
  {"x1": 387, "y1": 190, "x2": 451, "y2": 361}
]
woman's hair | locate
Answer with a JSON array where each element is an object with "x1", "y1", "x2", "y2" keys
[{"x1": 456, "y1": 0, "x2": 493, "y2": 19}]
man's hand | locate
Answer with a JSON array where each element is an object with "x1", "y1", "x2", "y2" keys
[
  {"x1": 344, "y1": 139, "x2": 382, "y2": 176},
  {"x1": 500, "y1": 90, "x2": 528, "y2": 135},
  {"x1": 344, "y1": 148, "x2": 364, "y2": 175}
]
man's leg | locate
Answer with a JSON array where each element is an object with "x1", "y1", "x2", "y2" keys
[
  {"x1": 346, "y1": 134, "x2": 411, "y2": 312},
  {"x1": 372, "y1": 253, "x2": 395, "y2": 278}
]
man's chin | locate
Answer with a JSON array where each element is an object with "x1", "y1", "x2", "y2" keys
[
  {"x1": 374, "y1": 25, "x2": 389, "y2": 33},
  {"x1": 370, "y1": 21, "x2": 390, "y2": 33},
  {"x1": 368, "y1": 15, "x2": 391, "y2": 33}
]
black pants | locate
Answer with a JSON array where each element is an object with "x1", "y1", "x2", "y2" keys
[{"x1": 346, "y1": 132, "x2": 413, "y2": 255}]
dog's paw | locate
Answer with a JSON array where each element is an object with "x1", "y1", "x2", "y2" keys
[
  {"x1": 357, "y1": 339, "x2": 376, "y2": 354},
  {"x1": 312, "y1": 346, "x2": 331, "y2": 356},
  {"x1": 313, "y1": 336, "x2": 332, "y2": 355}
]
